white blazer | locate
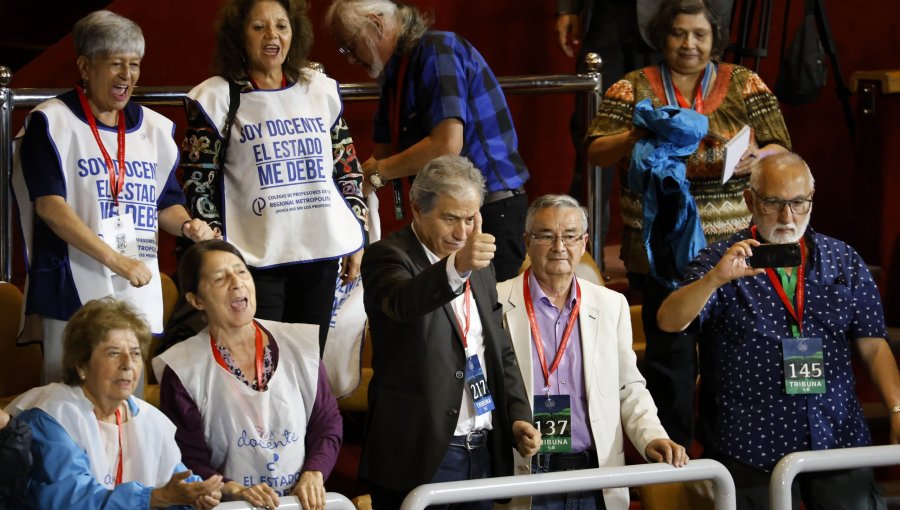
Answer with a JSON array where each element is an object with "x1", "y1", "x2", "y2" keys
[{"x1": 496, "y1": 275, "x2": 669, "y2": 510}]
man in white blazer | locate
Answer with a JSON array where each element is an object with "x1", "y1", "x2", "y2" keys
[{"x1": 497, "y1": 194, "x2": 686, "y2": 510}]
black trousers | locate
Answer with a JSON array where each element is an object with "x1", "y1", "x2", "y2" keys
[
  {"x1": 716, "y1": 454, "x2": 885, "y2": 510},
  {"x1": 629, "y1": 272, "x2": 697, "y2": 448},
  {"x1": 370, "y1": 440, "x2": 492, "y2": 510},
  {"x1": 481, "y1": 193, "x2": 528, "y2": 283},
  {"x1": 250, "y1": 258, "x2": 339, "y2": 355}
]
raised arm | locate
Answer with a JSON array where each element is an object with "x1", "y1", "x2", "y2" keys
[{"x1": 657, "y1": 239, "x2": 764, "y2": 332}]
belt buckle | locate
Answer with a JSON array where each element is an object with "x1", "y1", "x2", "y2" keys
[{"x1": 465, "y1": 430, "x2": 482, "y2": 450}]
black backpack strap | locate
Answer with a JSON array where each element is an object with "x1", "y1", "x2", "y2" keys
[{"x1": 218, "y1": 79, "x2": 242, "y2": 173}]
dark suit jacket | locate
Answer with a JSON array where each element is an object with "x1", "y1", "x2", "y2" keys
[{"x1": 358, "y1": 225, "x2": 532, "y2": 493}]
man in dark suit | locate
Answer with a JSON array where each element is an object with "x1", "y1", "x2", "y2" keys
[{"x1": 360, "y1": 155, "x2": 541, "y2": 510}]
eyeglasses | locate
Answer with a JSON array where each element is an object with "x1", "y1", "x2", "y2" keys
[
  {"x1": 528, "y1": 233, "x2": 586, "y2": 246},
  {"x1": 751, "y1": 188, "x2": 813, "y2": 215},
  {"x1": 338, "y1": 12, "x2": 382, "y2": 56},
  {"x1": 337, "y1": 27, "x2": 362, "y2": 56},
  {"x1": 338, "y1": 22, "x2": 369, "y2": 56}
]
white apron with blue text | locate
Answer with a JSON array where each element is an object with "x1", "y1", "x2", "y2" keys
[
  {"x1": 153, "y1": 320, "x2": 319, "y2": 495},
  {"x1": 189, "y1": 74, "x2": 364, "y2": 268},
  {"x1": 11, "y1": 99, "x2": 176, "y2": 333},
  {"x1": 7, "y1": 383, "x2": 182, "y2": 488}
]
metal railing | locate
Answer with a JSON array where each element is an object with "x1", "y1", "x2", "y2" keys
[
  {"x1": 0, "y1": 56, "x2": 603, "y2": 283},
  {"x1": 400, "y1": 459, "x2": 737, "y2": 510},
  {"x1": 769, "y1": 444, "x2": 900, "y2": 509},
  {"x1": 217, "y1": 492, "x2": 356, "y2": 510}
]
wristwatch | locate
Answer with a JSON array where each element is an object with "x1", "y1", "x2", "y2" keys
[
  {"x1": 369, "y1": 168, "x2": 385, "y2": 189},
  {"x1": 890, "y1": 405, "x2": 900, "y2": 414}
]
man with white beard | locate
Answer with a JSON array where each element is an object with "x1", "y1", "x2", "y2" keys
[{"x1": 657, "y1": 153, "x2": 900, "y2": 509}]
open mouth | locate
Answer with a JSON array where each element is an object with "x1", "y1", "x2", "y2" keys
[
  {"x1": 263, "y1": 44, "x2": 281, "y2": 56},
  {"x1": 231, "y1": 297, "x2": 249, "y2": 312},
  {"x1": 112, "y1": 84, "x2": 128, "y2": 101}
]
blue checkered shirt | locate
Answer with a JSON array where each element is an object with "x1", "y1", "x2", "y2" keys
[{"x1": 374, "y1": 31, "x2": 529, "y2": 193}]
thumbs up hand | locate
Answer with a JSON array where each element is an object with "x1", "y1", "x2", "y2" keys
[{"x1": 454, "y1": 212, "x2": 496, "y2": 274}]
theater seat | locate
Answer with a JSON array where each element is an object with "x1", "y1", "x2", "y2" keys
[
  {"x1": 630, "y1": 304, "x2": 646, "y2": 363},
  {"x1": 352, "y1": 494, "x2": 372, "y2": 510},
  {"x1": 337, "y1": 326, "x2": 372, "y2": 412},
  {"x1": 639, "y1": 481, "x2": 713, "y2": 510},
  {"x1": 160, "y1": 272, "x2": 179, "y2": 326},
  {"x1": 0, "y1": 282, "x2": 42, "y2": 399},
  {"x1": 517, "y1": 250, "x2": 605, "y2": 287},
  {"x1": 144, "y1": 272, "x2": 179, "y2": 404}
]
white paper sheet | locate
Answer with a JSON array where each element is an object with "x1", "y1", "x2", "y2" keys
[{"x1": 722, "y1": 124, "x2": 751, "y2": 184}]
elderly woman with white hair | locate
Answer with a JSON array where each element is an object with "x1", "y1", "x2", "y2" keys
[
  {"x1": 6, "y1": 298, "x2": 224, "y2": 509},
  {"x1": 11, "y1": 9, "x2": 216, "y2": 383}
]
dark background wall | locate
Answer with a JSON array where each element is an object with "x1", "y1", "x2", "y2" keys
[{"x1": 5, "y1": 0, "x2": 899, "y2": 302}]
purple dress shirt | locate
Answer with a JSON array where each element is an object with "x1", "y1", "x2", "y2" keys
[{"x1": 527, "y1": 272, "x2": 593, "y2": 452}]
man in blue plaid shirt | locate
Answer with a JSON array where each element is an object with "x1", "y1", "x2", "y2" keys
[{"x1": 326, "y1": 0, "x2": 530, "y2": 282}]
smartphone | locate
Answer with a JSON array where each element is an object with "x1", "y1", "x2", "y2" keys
[{"x1": 747, "y1": 242, "x2": 802, "y2": 268}]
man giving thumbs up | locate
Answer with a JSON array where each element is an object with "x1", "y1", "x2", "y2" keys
[{"x1": 360, "y1": 155, "x2": 540, "y2": 510}]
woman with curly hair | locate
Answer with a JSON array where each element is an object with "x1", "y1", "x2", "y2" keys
[{"x1": 181, "y1": 0, "x2": 368, "y2": 353}]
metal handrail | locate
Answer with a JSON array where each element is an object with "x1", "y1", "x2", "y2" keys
[
  {"x1": 217, "y1": 492, "x2": 356, "y2": 510},
  {"x1": 0, "y1": 58, "x2": 602, "y2": 283},
  {"x1": 400, "y1": 459, "x2": 737, "y2": 510},
  {"x1": 769, "y1": 444, "x2": 900, "y2": 509}
]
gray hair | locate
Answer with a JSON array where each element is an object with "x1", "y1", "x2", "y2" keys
[
  {"x1": 324, "y1": 0, "x2": 431, "y2": 53},
  {"x1": 525, "y1": 194, "x2": 589, "y2": 233},
  {"x1": 749, "y1": 152, "x2": 816, "y2": 190},
  {"x1": 73, "y1": 10, "x2": 145, "y2": 60},
  {"x1": 410, "y1": 155, "x2": 485, "y2": 214}
]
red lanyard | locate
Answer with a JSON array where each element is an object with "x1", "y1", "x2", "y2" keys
[
  {"x1": 389, "y1": 55, "x2": 410, "y2": 153},
  {"x1": 452, "y1": 280, "x2": 472, "y2": 349},
  {"x1": 673, "y1": 67, "x2": 706, "y2": 114},
  {"x1": 113, "y1": 407, "x2": 124, "y2": 485},
  {"x1": 76, "y1": 84, "x2": 126, "y2": 208},
  {"x1": 386, "y1": 56, "x2": 411, "y2": 219},
  {"x1": 522, "y1": 269, "x2": 582, "y2": 389},
  {"x1": 210, "y1": 321, "x2": 266, "y2": 390},
  {"x1": 751, "y1": 226, "x2": 807, "y2": 335}
]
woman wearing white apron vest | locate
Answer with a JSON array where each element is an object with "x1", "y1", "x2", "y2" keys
[
  {"x1": 11, "y1": 10, "x2": 217, "y2": 384},
  {"x1": 180, "y1": 0, "x2": 367, "y2": 353},
  {"x1": 153, "y1": 240, "x2": 343, "y2": 509},
  {"x1": 5, "y1": 298, "x2": 224, "y2": 509}
]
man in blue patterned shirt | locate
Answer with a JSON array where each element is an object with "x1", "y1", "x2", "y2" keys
[
  {"x1": 326, "y1": 0, "x2": 530, "y2": 281},
  {"x1": 657, "y1": 153, "x2": 899, "y2": 509}
]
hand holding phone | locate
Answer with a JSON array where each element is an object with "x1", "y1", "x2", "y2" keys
[{"x1": 746, "y1": 242, "x2": 802, "y2": 268}]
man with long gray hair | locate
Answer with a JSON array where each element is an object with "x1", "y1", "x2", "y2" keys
[
  {"x1": 326, "y1": 0, "x2": 530, "y2": 281},
  {"x1": 360, "y1": 155, "x2": 540, "y2": 510}
]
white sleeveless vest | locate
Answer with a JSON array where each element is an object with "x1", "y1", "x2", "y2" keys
[
  {"x1": 7, "y1": 383, "x2": 183, "y2": 489},
  {"x1": 153, "y1": 320, "x2": 320, "y2": 495},
  {"x1": 11, "y1": 99, "x2": 178, "y2": 332},
  {"x1": 189, "y1": 73, "x2": 364, "y2": 268}
]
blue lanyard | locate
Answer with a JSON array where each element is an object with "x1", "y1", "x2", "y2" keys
[{"x1": 660, "y1": 61, "x2": 716, "y2": 112}]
